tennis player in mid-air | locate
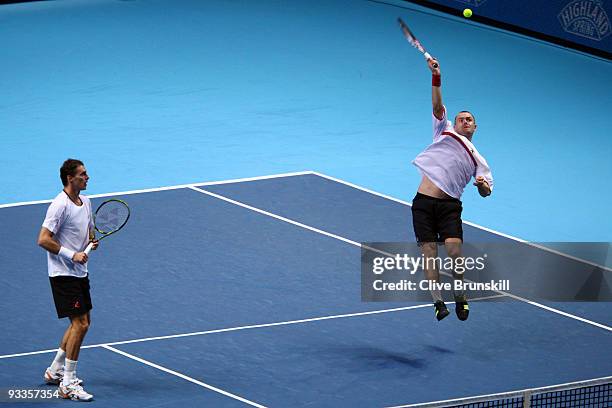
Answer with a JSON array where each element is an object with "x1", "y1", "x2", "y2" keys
[
  {"x1": 411, "y1": 57, "x2": 493, "y2": 321},
  {"x1": 37, "y1": 159, "x2": 97, "y2": 401}
]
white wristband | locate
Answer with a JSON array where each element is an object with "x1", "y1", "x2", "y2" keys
[{"x1": 58, "y1": 246, "x2": 76, "y2": 261}]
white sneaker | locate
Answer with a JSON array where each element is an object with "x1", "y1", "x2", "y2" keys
[
  {"x1": 44, "y1": 367, "x2": 84, "y2": 386},
  {"x1": 59, "y1": 380, "x2": 93, "y2": 402},
  {"x1": 44, "y1": 367, "x2": 62, "y2": 385}
]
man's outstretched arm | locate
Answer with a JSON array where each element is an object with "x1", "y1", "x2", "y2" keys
[{"x1": 428, "y1": 58, "x2": 444, "y2": 119}]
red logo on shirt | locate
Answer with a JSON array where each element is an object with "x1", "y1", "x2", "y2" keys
[{"x1": 74, "y1": 300, "x2": 81, "y2": 309}]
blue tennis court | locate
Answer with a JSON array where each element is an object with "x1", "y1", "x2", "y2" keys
[
  {"x1": 0, "y1": 173, "x2": 610, "y2": 407},
  {"x1": 1, "y1": 0, "x2": 610, "y2": 406}
]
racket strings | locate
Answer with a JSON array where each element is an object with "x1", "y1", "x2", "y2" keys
[{"x1": 95, "y1": 202, "x2": 129, "y2": 233}]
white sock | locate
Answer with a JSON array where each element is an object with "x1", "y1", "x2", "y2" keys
[
  {"x1": 453, "y1": 271, "x2": 466, "y2": 300},
  {"x1": 62, "y1": 359, "x2": 78, "y2": 386},
  {"x1": 50, "y1": 348, "x2": 66, "y2": 372}
]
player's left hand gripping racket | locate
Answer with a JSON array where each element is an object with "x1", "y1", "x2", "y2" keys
[
  {"x1": 84, "y1": 199, "x2": 130, "y2": 255},
  {"x1": 397, "y1": 17, "x2": 438, "y2": 68}
]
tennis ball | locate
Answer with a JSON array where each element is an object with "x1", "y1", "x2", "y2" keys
[{"x1": 463, "y1": 8, "x2": 473, "y2": 18}]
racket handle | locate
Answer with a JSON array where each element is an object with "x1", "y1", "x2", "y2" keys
[
  {"x1": 84, "y1": 242, "x2": 94, "y2": 255},
  {"x1": 423, "y1": 52, "x2": 438, "y2": 68}
]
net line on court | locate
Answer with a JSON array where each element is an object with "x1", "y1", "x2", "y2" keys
[{"x1": 389, "y1": 376, "x2": 611, "y2": 408}]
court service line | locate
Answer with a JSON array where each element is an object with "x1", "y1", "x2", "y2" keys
[
  {"x1": 311, "y1": 171, "x2": 612, "y2": 272},
  {"x1": 188, "y1": 185, "x2": 612, "y2": 333},
  {"x1": 102, "y1": 345, "x2": 267, "y2": 408},
  {"x1": 0, "y1": 296, "x2": 503, "y2": 360},
  {"x1": 0, "y1": 170, "x2": 314, "y2": 209},
  {"x1": 188, "y1": 186, "x2": 363, "y2": 247}
]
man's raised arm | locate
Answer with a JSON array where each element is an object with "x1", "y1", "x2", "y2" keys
[{"x1": 428, "y1": 58, "x2": 444, "y2": 120}]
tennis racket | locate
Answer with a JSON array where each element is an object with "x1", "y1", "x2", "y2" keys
[
  {"x1": 84, "y1": 199, "x2": 130, "y2": 255},
  {"x1": 397, "y1": 17, "x2": 438, "y2": 68}
]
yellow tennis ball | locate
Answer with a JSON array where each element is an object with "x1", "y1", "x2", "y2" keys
[{"x1": 463, "y1": 8, "x2": 473, "y2": 18}]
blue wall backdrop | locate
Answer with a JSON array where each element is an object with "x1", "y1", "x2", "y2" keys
[
  {"x1": 410, "y1": 0, "x2": 612, "y2": 56},
  {"x1": 1, "y1": 0, "x2": 611, "y2": 244}
]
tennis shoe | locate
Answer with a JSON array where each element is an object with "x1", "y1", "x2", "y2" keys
[
  {"x1": 455, "y1": 297, "x2": 469, "y2": 321},
  {"x1": 59, "y1": 379, "x2": 93, "y2": 402},
  {"x1": 44, "y1": 367, "x2": 83, "y2": 386},
  {"x1": 434, "y1": 300, "x2": 449, "y2": 321}
]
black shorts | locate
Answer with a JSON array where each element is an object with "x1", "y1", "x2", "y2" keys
[
  {"x1": 49, "y1": 276, "x2": 92, "y2": 319},
  {"x1": 411, "y1": 192, "x2": 463, "y2": 243}
]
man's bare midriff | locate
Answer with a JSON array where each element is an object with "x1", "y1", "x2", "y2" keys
[{"x1": 417, "y1": 175, "x2": 453, "y2": 199}]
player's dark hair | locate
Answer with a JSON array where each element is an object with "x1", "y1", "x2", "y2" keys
[
  {"x1": 60, "y1": 159, "x2": 84, "y2": 186},
  {"x1": 455, "y1": 111, "x2": 476, "y2": 124}
]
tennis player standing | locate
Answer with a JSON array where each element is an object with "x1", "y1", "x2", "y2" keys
[
  {"x1": 411, "y1": 58, "x2": 493, "y2": 321},
  {"x1": 37, "y1": 159, "x2": 97, "y2": 401}
]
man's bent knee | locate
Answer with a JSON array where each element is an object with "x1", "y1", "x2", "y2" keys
[
  {"x1": 70, "y1": 314, "x2": 90, "y2": 332},
  {"x1": 420, "y1": 242, "x2": 438, "y2": 256},
  {"x1": 444, "y1": 239, "x2": 462, "y2": 258}
]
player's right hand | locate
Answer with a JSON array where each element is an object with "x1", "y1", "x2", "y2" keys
[
  {"x1": 473, "y1": 176, "x2": 488, "y2": 187},
  {"x1": 428, "y1": 58, "x2": 440, "y2": 75},
  {"x1": 72, "y1": 252, "x2": 88, "y2": 264}
]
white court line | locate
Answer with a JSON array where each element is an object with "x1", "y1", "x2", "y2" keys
[
  {"x1": 188, "y1": 186, "x2": 361, "y2": 247},
  {"x1": 189, "y1": 185, "x2": 612, "y2": 333},
  {"x1": 0, "y1": 296, "x2": 505, "y2": 360},
  {"x1": 311, "y1": 171, "x2": 612, "y2": 272},
  {"x1": 102, "y1": 345, "x2": 267, "y2": 408},
  {"x1": 0, "y1": 171, "x2": 314, "y2": 209}
]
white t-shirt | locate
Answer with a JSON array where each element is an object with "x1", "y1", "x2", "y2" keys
[
  {"x1": 42, "y1": 191, "x2": 93, "y2": 277},
  {"x1": 412, "y1": 107, "x2": 494, "y2": 199}
]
